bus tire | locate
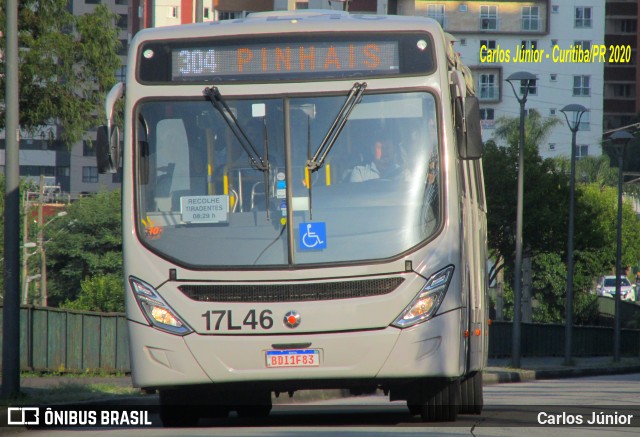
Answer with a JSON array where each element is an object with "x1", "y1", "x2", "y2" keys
[
  {"x1": 407, "y1": 404, "x2": 421, "y2": 416},
  {"x1": 235, "y1": 390, "x2": 272, "y2": 418},
  {"x1": 236, "y1": 404, "x2": 272, "y2": 418},
  {"x1": 159, "y1": 389, "x2": 200, "y2": 427},
  {"x1": 408, "y1": 378, "x2": 459, "y2": 422},
  {"x1": 459, "y1": 372, "x2": 483, "y2": 415}
]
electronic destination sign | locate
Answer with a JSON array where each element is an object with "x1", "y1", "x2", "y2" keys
[
  {"x1": 172, "y1": 41, "x2": 399, "y2": 81},
  {"x1": 138, "y1": 33, "x2": 435, "y2": 83}
]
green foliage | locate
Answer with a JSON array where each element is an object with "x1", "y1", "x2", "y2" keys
[
  {"x1": 45, "y1": 190, "x2": 122, "y2": 307},
  {"x1": 484, "y1": 110, "x2": 640, "y2": 325},
  {"x1": 0, "y1": 381, "x2": 138, "y2": 406},
  {"x1": 498, "y1": 283, "x2": 514, "y2": 322},
  {"x1": 530, "y1": 252, "x2": 566, "y2": 323},
  {"x1": 0, "y1": 1, "x2": 121, "y2": 146},
  {"x1": 574, "y1": 154, "x2": 619, "y2": 188},
  {"x1": 62, "y1": 274, "x2": 124, "y2": 313},
  {"x1": 573, "y1": 287, "x2": 600, "y2": 326},
  {"x1": 576, "y1": 184, "x2": 640, "y2": 274},
  {"x1": 484, "y1": 109, "x2": 567, "y2": 285},
  {"x1": 529, "y1": 252, "x2": 599, "y2": 325},
  {"x1": 493, "y1": 108, "x2": 563, "y2": 153}
]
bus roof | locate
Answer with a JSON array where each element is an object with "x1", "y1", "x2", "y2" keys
[
  {"x1": 131, "y1": 12, "x2": 446, "y2": 47},
  {"x1": 246, "y1": 9, "x2": 351, "y2": 18}
]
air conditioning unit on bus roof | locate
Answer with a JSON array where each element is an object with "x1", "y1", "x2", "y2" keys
[{"x1": 247, "y1": 10, "x2": 349, "y2": 19}]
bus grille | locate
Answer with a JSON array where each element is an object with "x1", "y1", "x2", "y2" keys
[{"x1": 178, "y1": 277, "x2": 405, "y2": 303}]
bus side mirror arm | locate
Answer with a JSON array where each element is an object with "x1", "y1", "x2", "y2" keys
[{"x1": 96, "y1": 82, "x2": 125, "y2": 174}]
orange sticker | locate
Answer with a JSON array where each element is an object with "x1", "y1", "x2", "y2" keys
[{"x1": 142, "y1": 216, "x2": 163, "y2": 240}]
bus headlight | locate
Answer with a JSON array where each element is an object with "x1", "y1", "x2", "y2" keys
[
  {"x1": 129, "y1": 276, "x2": 193, "y2": 336},
  {"x1": 392, "y1": 266, "x2": 454, "y2": 328}
]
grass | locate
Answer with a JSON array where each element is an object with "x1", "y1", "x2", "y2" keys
[
  {"x1": 0, "y1": 375, "x2": 148, "y2": 406},
  {"x1": 21, "y1": 367, "x2": 128, "y2": 378}
]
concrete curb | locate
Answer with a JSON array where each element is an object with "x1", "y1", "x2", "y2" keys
[{"x1": 483, "y1": 363, "x2": 640, "y2": 385}]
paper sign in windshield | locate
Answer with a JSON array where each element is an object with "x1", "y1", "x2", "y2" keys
[{"x1": 180, "y1": 195, "x2": 229, "y2": 223}]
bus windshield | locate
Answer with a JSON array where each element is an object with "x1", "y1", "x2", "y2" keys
[{"x1": 136, "y1": 91, "x2": 440, "y2": 267}]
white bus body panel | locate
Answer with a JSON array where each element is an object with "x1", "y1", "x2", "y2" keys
[
  {"x1": 128, "y1": 309, "x2": 463, "y2": 388},
  {"x1": 124, "y1": 221, "x2": 466, "y2": 388}
]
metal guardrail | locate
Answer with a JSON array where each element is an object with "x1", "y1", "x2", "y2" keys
[
  {"x1": 0, "y1": 306, "x2": 129, "y2": 373},
  {"x1": 489, "y1": 321, "x2": 640, "y2": 357}
]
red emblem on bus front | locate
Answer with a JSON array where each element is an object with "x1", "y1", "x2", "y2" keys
[{"x1": 284, "y1": 311, "x2": 301, "y2": 328}]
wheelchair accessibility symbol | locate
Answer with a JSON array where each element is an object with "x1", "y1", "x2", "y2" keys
[{"x1": 299, "y1": 222, "x2": 327, "y2": 251}]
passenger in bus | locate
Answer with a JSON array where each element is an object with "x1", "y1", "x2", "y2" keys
[{"x1": 350, "y1": 138, "x2": 407, "y2": 182}]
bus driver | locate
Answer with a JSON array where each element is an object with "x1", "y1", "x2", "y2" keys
[{"x1": 350, "y1": 138, "x2": 407, "y2": 182}]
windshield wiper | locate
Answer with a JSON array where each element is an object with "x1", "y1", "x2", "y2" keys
[
  {"x1": 203, "y1": 87, "x2": 268, "y2": 172},
  {"x1": 306, "y1": 82, "x2": 366, "y2": 172}
]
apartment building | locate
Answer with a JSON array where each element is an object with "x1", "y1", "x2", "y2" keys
[
  {"x1": 125, "y1": 0, "x2": 611, "y2": 161},
  {"x1": 411, "y1": 1, "x2": 605, "y2": 159},
  {"x1": 604, "y1": 0, "x2": 639, "y2": 132},
  {"x1": 1, "y1": 1, "x2": 614, "y2": 196},
  {"x1": 129, "y1": 0, "x2": 376, "y2": 32}
]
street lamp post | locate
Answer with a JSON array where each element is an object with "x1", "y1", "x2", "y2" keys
[
  {"x1": 39, "y1": 211, "x2": 67, "y2": 307},
  {"x1": 25, "y1": 274, "x2": 41, "y2": 295},
  {"x1": 2, "y1": 0, "x2": 20, "y2": 400},
  {"x1": 22, "y1": 192, "x2": 35, "y2": 304},
  {"x1": 22, "y1": 242, "x2": 37, "y2": 304},
  {"x1": 22, "y1": 210, "x2": 67, "y2": 306},
  {"x1": 505, "y1": 71, "x2": 537, "y2": 369},
  {"x1": 609, "y1": 130, "x2": 634, "y2": 363},
  {"x1": 560, "y1": 104, "x2": 588, "y2": 366}
]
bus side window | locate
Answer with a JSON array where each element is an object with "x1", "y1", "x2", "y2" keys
[{"x1": 137, "y1": 115, "x2": 153, "y2": 212}]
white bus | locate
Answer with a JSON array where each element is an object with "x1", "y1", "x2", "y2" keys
[{"x1": 97, "y1": 10, "x2": 487, "y2": 426}]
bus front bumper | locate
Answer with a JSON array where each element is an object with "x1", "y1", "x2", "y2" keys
[{"x1": 128, "y1": 308, "x2": 463, "y2": 389}]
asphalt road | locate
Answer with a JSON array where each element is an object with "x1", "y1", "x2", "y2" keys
[{"x1": 3, "y1": 373, "x2": 639, "y2": 436}]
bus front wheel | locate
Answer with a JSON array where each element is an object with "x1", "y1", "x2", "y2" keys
[
  {"x1": 159, "y1": 387, "x2": 231, "y2": 426},
  {"x1": 459, "y1": 371, "x2": 483, "y2": 415},
  {"x1": 159, "y1": 388, "x2": 200, "y2": 427},
  {"x1": 407, "y1": 378, "x2": 459, "y2": 422},
  {"x1": 235, "y1": 390, "x2": 272, "y2": 418}
]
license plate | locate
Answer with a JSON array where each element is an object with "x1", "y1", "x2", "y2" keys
[{"x1": 266, "y1": 349, "x2": 320, "y2": 368}]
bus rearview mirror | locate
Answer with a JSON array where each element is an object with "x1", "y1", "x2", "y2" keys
[
  {"x1": 96, "y1": 125, "x2": 121, "y2": 174},
  {"x1": 457, "y1": 96, "x2": 483, "y2": 160}
]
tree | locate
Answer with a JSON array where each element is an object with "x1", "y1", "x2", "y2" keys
[
  {"x1": 483, "y1": 109, "x2": 608, "y2": 325},
  {"x1": 530, "y1": 251, "x2": 599, "y2": 325},
  {"x1": 61, "y1": 273, "x2": 124, "y2": 313},
  {"x1": 483, "y1": 109, "x2": 564, "y2": 286},
  {"x1": 574, "y1": 184, "x2": 640, "y2": 277},
  {"x1": 45, "y1": 190, "x2": 122, "y2": 307},
  {"x1": 530, "y1": 252, "x2": 568, "y2": 323},
  {"x1": 484, "y1": 109, "x2": 640, "y2": 325},
  {"x1": 574, "y1": 154, "x2": 618, "y2": 188},
  {"x1": 527, "y1": 183, "x2": 640, "y2": 325},
  {"x1": 0, "y1": 1, "x2": 121, "y2": 145}
]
